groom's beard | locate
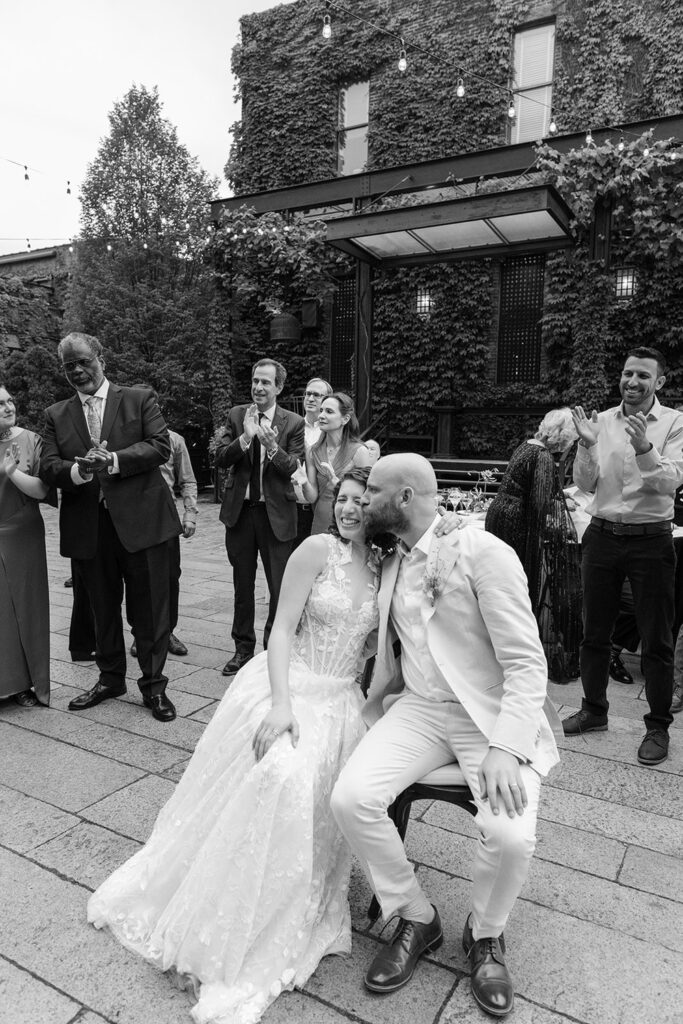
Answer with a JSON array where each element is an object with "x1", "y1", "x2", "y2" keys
[{"x1": 365, "y1": 500, "x2": 408, "y2": 537}]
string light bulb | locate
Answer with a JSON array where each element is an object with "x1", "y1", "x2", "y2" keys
[
  {"x1": 26, "y1": 238, "x2": 31, "y2": 251},
  {"x1": 643, "y1": 145, "x2": 650, "y2": 157},
  {"x1": 548, "y1": 116, "x2": 557, "y2": 135},
  {"x1": 24, "y1": 166, "x2": 29, "y2": 181},
  {"x1": 586, "y1": 129, "x2": 593, "y2": 145},
  {"x1": 398, "y1": 39, "x2": 407, "y2": 73},
  {"x1": 507, "y1": 95, "x2": 515, "y2": 119},
  {"x1": 106, "y1": 243, "x2": 112, "y2": 252},
  {"x1": 66, "y1": 180, "x2": 71, "y2": 195},
  {"x1": 456, "y1": 78, "x2": 465, "y2": 98},
  {"x1": 618, "y1": 136, "x2": 625, "y2": 152},
  {"x1": 322, "y1": 13, "x2": 331, "y2": 39}
]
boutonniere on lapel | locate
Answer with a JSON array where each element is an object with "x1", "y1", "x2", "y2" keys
[{"x1": 422, "y1": 538, "x2": 448, "y2": 606}]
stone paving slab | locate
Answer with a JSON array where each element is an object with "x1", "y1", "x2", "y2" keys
[
  {"x1": 81, "y1": 775, "x2": 176, "y2": 842},
  {"x1": 0, "y1": 721, "x2": 145, "y2": 814},
  {"x1": 619, "y1": 844, "x2": 683, "y2": 902},
  {"x1": 0, "y1": 784, "x2": 79, "y2": 855},
  {"x1": 0, "y1": 848, "x2": 194, "y2": 1024},
  {"x1": 551, "y1": 746, "x2": 683, "y2": 815},
  {"x1": 30, "y1": 822, "x2": 141, "y2": 891},
  {"x1": 0, "y1": 956, "x2": 80, "y2": 1024},
  {"x1": 0, "y1": 704, "x2": 191, "y2": 774}
]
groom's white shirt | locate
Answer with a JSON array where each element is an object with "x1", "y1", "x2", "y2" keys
[{"x1": 364, "y1": 517, "x2": 561, "y2": 777}]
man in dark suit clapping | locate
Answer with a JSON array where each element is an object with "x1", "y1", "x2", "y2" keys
[
  {"x1": 216, "y1": 357, "x2": 305, "y2": 676},
  {"x1": 40, "y1": 332, "x2": 181, "y2": 722}
]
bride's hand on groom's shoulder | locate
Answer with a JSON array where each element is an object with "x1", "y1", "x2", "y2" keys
[
  {"x1": 252, "y1": 706, "x2": 300, "y2": 761},
  {"x1": 434, "y1": 507, "x2": 464, "y2": 535}
]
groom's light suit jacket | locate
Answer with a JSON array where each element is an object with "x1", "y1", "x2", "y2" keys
[{"x1": 364, "y1": 523, "x2": 561, "y2": 777}]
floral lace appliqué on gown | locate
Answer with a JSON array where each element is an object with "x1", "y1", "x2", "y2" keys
[{"x1": 87, "y1": 535, "x2": 379, "y2": 1024}]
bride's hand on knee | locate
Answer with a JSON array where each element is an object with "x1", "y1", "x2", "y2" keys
[{"x1": 252, "y1": 707, "x2": 300, "y2": 761}]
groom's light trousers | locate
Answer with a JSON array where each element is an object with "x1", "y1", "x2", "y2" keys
[{"x1": 331, "y1": 692, "x2": 542, "y2": 940}]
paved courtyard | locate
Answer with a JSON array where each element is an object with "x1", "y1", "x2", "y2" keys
[{"x1": 1, "y1": 495, "x2": 682, "y2": 1024}]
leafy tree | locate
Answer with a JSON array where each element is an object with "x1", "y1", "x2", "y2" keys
[{"x1": 65, "y1": 84, "x2": 218, "y2": 433}]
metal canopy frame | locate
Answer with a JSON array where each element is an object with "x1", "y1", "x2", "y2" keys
[{"x1": 325, "y1": 184, "x2": 573, "y2": 266}]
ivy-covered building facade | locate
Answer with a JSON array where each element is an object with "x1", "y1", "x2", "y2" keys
[{"x1": 213, "y1": 0, "x2": 683, "y2": 457}]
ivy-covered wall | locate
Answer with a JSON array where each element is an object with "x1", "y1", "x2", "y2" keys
[{"x1": 226, "y1": 0, "x2": 683, "y2": 456}]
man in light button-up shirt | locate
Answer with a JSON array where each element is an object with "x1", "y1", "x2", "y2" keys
[
  {"x1": 563, "y1": 346, "x2": 683, "y2": 768},
  {"x1": 332, "y1": 453, "x2": 559, "y2": 1018}
]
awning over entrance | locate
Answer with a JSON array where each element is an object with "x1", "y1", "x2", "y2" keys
[{"x1": 325, "y1": 184, "x2": 573, "y2": 265}]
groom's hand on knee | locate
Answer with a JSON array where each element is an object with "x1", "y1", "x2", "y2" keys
[{"x1": 478, "y1": 748, "x2": 527, "y2": 819}]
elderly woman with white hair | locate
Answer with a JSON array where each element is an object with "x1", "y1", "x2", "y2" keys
[{"x1": 485, "y1": 407, "x2": 582, "y2": 683}]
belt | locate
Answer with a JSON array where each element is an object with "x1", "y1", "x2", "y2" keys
[
  {"x1": 298, "y1": 503, "x2": 313, "y2": 511},
  {"x1": 243, "y1": 500, "x2": 265, "y2": 509},
  {"x1": 590, "y1": 516, "x2": 672, "y2": 536}
]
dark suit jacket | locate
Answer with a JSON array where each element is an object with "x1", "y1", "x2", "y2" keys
[
  {"x1": 41, "y1": 384, "x2": 182, "y2": 558},
  {"x1": 216, "y1": 404, "x2": 305, "y2": 542}
]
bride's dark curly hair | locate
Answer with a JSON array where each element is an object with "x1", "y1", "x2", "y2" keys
[{"x1": 327, "y1": 467, "x2": 396, "y2": 556}]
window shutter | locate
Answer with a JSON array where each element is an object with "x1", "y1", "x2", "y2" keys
[{"x1": 513, "y1": 25, "x2": 555, "y2": 89}]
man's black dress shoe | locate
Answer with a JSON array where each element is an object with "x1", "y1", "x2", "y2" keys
[
  {"x1": 637, "y1": 728, "x2": 669, "y2": 766},
  {"x1": 562, "y1": 709, "x2": 608, "y2": 735},
  {"x1": 64, "y1": 577, "x2": 73, "y2": 588},
  {"x1": 142, "y1": 693, "x2": 177, "y2": 722},
  {"x1": 364, "y1": 906, "x2": 443, "y2": 993},
  {"x1": 68, "y1": 681, "x2": 126, "y2": 711},
  {"x1": 463, "y1": 915, "x2": 513, "y2": 1018},
  {"x1": 608, "y1": 652, "x2": 634, "y2": 685},
  {"x1": 130, "y1": 641, "x2": 137, "y2": 659},
  {"x1": 671, "y1": 684, "x2": 683, "y2": 714},
  {"x1": 222, "y1": 651, "x2": 254, "y2": 676},
  {"x1": 168, "y1": 633, "x2": 188, "y2": 656},
  {"x1": 70, "y1": 650, "x2": 96, "y2": 662},
  {"x1": 14, "y1": 690, "x2": 39, "y2": 707}
]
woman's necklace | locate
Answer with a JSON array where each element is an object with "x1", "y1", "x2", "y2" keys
[{"x1": 0, "y1": 427, "x2": 13, "y2": 442}]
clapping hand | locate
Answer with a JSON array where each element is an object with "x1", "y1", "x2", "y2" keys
[
  {"x1": 571, "y1": 406, "x2": 600, "y2": 447},
  {"x1": 258, "y1": 420, "x2": 278, "y2": 454},
  {"x1": 243, "y1": 404, "x2": 261, "y2": 439},
  {"x1": 1, "y1": 443, "x2": 20, "y2": 477},
  {"x1": 320, "y1": 461, "x2": 339, "y2": 486},
  {"x1": 85, "y1": 439, "x2": 114, "y2": 471},
  {"x1": 624, "y1": 411, "x2": 651, "y2": 455},
  {"x1": 291, "y1": 459, "x2": 308, "y2": 488}
]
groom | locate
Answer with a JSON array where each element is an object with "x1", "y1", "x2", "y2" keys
[{"x1": 331, "y1": 454, "x2": 560, "y2": 1018}]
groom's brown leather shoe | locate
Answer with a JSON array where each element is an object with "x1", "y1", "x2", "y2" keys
[
  {"x1": 364, "y1": 906, "x2": 443, "y2": 993},
  {"x1": 463, "y1": 915, "x2": 513, "y2": 1017},
  {"x1": 68, "y1": 681, "x2": 126, "y2": 710}
]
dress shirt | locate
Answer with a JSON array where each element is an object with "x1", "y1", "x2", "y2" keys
[
  {"x1": 70, "y1": 379, "x2": 121, "y2": 486},
  {"x1": 240, "y1": 404, "x2": 276, "y2": 501},
  {"x1": 391, "y1": 515, "x2": 457, "y2": 703},
  {"x1": 574, "y1": 398, "x2": 683, "y2": 522},
  {"x1": 161, "y1": 430, "x2": 199, "y2": 524}
]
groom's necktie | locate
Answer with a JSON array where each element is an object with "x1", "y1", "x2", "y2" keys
[
  {"x1": 249, "y1": 413, "x2": 265, "y2": 502},
  {"x1": 84, "y1": 395, "x2": 102, "y2": 443}
]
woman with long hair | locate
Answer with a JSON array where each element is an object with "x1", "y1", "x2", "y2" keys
[
  {"x1": 485, "y1": 407, "x2": 582, "y2": 683},
  {"x1": 0, "y1": 385, "x2": 55, "y2": 708},
  {"x1": 293, "y1": 391, "x2": 372, "y2": 535}
]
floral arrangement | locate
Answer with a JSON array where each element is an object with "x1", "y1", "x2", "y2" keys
[{"x1": 438, "y1": 467, "x2": 501, "y2": 514}]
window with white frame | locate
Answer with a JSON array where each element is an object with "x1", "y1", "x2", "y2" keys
[
  {"x1": 615, "y1": 266, "x2": 637, "y2": 299},
  {"x1": 510, "y1": 22, "x2": 555, "y2": 144},
  {"x1": 337, "y1": 81, "x2": 369, "y2": 176}
]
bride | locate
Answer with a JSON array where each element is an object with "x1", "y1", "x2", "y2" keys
[
  {"x1": 88, "y1": 470, "x2": 375, "y2": 1023},
  {"x1": 88, "y1": 466, "x2": 456, "y2": 1023}
]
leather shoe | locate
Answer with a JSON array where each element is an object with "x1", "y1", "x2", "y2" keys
[
  {"x1": 64, "y1": 576, "x2": 73, "y2": 588},
  {"x1": 463, "y1": 915, "x2": 513, "y2": 1017},
  {"x1": 130, "y1": 641, "x2": 137, "y2": 658},
  {"x1": 562, "y1": 709, "x2": 608, "y2": 735},
  {"x1": 70, "y1": 650, "x2": 96, "y2": 662},
  {"x1": 222, "y1": 650, "x2": 254, "y2": 676},
  {"x1": 142, "y1": 693, "x2": 177, "y2": 722},
  {"x1": 14, "y1": 690, "x2": 39, "y2": 707},
  {"x1": 637, "y1": 728, "x2": 669, "y2": 766},
  {"x1": 68, "y1": 681, "x2": 126, "y2": 710},
  {"x1": 364, "y1": 905, "x2": 443, "y2": 993},
  {"x1": 608, "y1": 652, "x2": 633, "y2": 685},
  {"x1": 671, "y1": 684, "x2": 683, "y2": 714},
  {"x1": 168, "y1": 633, "x2": 188, "y2": 656}
]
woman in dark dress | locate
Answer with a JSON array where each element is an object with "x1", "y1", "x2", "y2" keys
[
  {"x1": 485, "y1": 408, "x2": 581, "y2": 683},
  {"x1": 0, "y1": 386, "x2": 55, "y2": 707}
]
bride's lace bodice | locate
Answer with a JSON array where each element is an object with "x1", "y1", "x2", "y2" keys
[{"x1": 291, "y1": 535, "x2": 379, "y2": 679}]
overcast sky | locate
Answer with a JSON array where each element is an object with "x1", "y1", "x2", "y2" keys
[{"x1": 0, "y1": 0, "x2": 297, "y2": 257}]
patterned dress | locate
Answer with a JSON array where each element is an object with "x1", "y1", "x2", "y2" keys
[
  {"x1": 88, "y1": 535, "x2": 379, "y2": 1024},
  {"x1": 485, "y1": 441, "x2": 581, "y2": 683}
]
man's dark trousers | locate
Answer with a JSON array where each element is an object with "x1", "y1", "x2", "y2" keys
[
  {"x1": 226, "y1": 502, "x2": 292, "y2": 653},
  {"x1": 580, "y1": 524, "x2": 675, "y2": 731}
]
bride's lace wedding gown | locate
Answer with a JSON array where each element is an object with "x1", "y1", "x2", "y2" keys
[{"x1": 88, "y1": 535, "x2": 379, "y2": 1024}]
